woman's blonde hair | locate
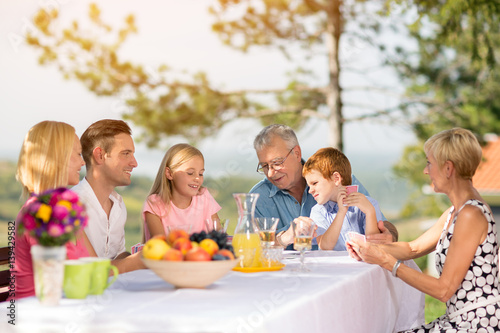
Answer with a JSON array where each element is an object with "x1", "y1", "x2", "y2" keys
[
  {"x1": 424, "y1": 127, "x2": 482, "y2": 180},
  {"x1": 148, "y1": 143, "x2": 204, "y2": 207},
  {"x1": 16, "y1": 121, "x2": 76, "y2": 198}
]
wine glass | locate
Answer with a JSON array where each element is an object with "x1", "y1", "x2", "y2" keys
[
  {"x1": 254, "y1": 217, "x2": 279, "y2": 247},
  {"x1": 291, "y1": 219, "x2": 315, "y2": 272}
]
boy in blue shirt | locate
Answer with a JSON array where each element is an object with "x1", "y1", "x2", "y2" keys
[{"x1": 303, "y1": 147, "x2": 383, "y2": 251}]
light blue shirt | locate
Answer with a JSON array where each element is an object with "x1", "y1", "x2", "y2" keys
[
  {"x1": 310, "y1": 196, "x2": 384, "y2": 251},
  {"x1": 249, "y1": 172, "x2": 382, "y2": 250}
]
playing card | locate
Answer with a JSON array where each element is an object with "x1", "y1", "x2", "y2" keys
[
  {"x1": 347, "y1": 231, "x2": 366, "y2": 244},
  {"x1": 346, "y1": 185, "x2": 358, "y2": 196},
  {"x1": 131, "y1": 243, "x2": 144, "y2": 254}
]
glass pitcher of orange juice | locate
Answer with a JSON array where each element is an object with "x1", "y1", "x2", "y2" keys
[{"x1": 232, "y1": 193, "x2": 261, "y2": 268}]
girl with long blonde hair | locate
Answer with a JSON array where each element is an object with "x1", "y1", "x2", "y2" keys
[{"x1": 142, "y1": 143, "x2": 221, "y2": 241}]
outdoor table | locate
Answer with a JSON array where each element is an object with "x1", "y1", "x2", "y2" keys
[{"x1": 2, "y1": 251, "x2": 425, "y2": 333}]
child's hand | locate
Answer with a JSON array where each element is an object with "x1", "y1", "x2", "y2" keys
[
  {"x1": 336, "y1": 188, "x2": 348, "y2": 214},
  {"x1": 343, "y1": 192, "x2": 374, "y2": 215}
]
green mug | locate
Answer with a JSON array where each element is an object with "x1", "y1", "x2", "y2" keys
[
  {"x1": 63, "y1": 260, "x2": 93, "y2": 299},
  {"x1": 79, "y1": 257, "x2": 119, "y2": 295}
]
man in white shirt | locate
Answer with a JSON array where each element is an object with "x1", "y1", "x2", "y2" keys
[{"x1": 73, "y1": 119, "x2": 138, "y2": 261}]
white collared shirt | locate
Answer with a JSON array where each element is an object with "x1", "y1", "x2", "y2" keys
[{"x1": 72, "y1": 178, "x2": 127, "y2": 259}]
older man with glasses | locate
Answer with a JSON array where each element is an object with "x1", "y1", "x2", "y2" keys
[{"x1": 249, "y1": 124, "x2": 398, "y2": 250}]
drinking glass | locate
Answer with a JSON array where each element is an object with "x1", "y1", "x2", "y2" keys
[
  {"x1": 254, "y1": 217, "x2": 279, "y2": 247},
  {"x1": 261, "y1": 245, "x2": 284, "y2": 268},
  {"x1": 291, "y1": 219, "x2": 315, "y2": 272},
  {"x1": 167, "y1": 224, "x2": 192, "y2": 235},
  {"x1": 205, "y1": 218, "x2": 229, "y2": 233}
]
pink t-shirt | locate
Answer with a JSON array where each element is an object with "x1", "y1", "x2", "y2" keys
[
  {"x1": 142, "y1": 189, "x2": 221, "y2": 241},
  {"x1": 12, "y1": 199, "x2": 90, "y2": 299}
]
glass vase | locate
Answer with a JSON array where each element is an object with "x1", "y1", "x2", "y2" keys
[{"x1": 31, "y1": 245, "x2": 66, "y2": 306}]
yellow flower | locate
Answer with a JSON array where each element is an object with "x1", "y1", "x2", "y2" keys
[
  {"x1": 74, "y1": 220, "x2": 80, "y2": 227},
  {"x1": 58, "y1": 200, "x2": 72, "y2": 210},
  {"x1": 36, "y1": 204, "x2": 52, "y2": 223}
]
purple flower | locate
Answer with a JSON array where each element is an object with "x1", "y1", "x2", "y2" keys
[{"x1": 27, "y1": 201, "x2": 41, "y2": 215}]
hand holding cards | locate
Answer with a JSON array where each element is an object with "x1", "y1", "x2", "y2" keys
[
  {"x1": 343, "y1": 185, "x2": 358, "y2": 206},
  {"x1": 346, "y1": 185, "x2": 358, "y2": 196},
  {"x1": 347, "y1": 231, "x2": 366, "y2": 244}
]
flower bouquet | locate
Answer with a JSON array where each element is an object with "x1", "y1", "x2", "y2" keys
[{"x1": 18, "y1": 187, "x2": 88, "y2": 305}]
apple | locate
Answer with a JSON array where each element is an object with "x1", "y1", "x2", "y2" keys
[
  {"x1": 163, "y1": 248, "x2": 183, "y2": 261},
  {"x1": 199, "y1": 238, "x2": 219, "y2": 256},
  {"x1": 172, "y1": 237, "x2": 193, "y2": 255},
  {"x1": 215, "y1": 249, "x2": 235, "y2": 260},
  {"x1": 167, "y1": 229, "x2": 190, "y2": 246},
  {"x1": 191, "y1": 241, "x2": 199, "y2": 249},
  {"x1": 142, "y1": 238, "x2": 170, "y2": 260},
  {"x1": 185, "y1": 247, "x2": 211, "y2": 261}
]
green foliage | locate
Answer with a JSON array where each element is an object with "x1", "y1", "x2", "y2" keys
[
  {"x1": 425, "y1": 294, "x2": 446, "y2": 324},
  {"x1": 387, "y1": 0, "x2": 500, "y2": 67},
  {"x1": 386, "y1": 0, "x2": 500, "y2": 216},
  {"x1": 0, "y1": 161, "x2": 23, "y2": 221}
]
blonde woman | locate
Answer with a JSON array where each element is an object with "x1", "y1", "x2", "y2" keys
[
  {"x1": 14, "y1": 121, "x2": 90, "y2": 298},
  {"x1": 142, "y1": 143, "x2": 221, "y2": 241},
  {"x1": 348, "y1": 128, "x2": 500, "y2": 331}
]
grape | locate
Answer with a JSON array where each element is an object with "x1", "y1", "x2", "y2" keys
[
  {"x1": 212, "y1": 254, "x2": 227, "y2": 261},
  {"x1": 190, "y1": 229, "x2": 235, "y2": 257}
]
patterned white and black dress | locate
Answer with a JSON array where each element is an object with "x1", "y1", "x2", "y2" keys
[{"x1": 405, "y1": 199, "x2": 500, "y2": 332}]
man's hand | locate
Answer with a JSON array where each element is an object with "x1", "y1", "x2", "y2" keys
[
  {"x1": 366, "y1": 220, "x2": 398, "y2": 244},
  {"x1": 279, "y1": 216, "x2": 317, "y2": 247}
]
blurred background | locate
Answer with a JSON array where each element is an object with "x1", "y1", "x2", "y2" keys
[{"x1": 1, "y1": 0, "x2": 499, "y2": 322}]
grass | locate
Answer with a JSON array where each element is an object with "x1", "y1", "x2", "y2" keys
[{"x1": 425, "y1": 295, "x2": 446, "y2": 324}]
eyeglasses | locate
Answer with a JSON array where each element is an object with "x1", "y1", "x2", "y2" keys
[{"x1": 256, "y1": 147, "x2": 295, "y2": 174}]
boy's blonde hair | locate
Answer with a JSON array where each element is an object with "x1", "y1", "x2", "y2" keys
[
  {"x1": 148, "y1": 143, "x2": 205, "y2": 206},
  {"x1": 303, "y1": 147, "x2": 352, "y2": 186},
  {"x1": 424, "y1": 127, "x2": 482, "y2": 180},
  {"x1": 16, "y1": 121, "x2": 76, "y2": 198}
]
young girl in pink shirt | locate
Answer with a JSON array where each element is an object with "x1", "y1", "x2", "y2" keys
[{"x1": 142, "y1": 144, "x2": 221, "y2": 241}]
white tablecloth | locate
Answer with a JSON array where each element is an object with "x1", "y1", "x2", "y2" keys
[{"x1": 2, "y1": 251, "x2": 425, "y2": 333}]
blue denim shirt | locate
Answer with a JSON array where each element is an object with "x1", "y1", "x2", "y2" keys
[{"x1": 249, "y1": 173, "x2": 381, "y2": 250}]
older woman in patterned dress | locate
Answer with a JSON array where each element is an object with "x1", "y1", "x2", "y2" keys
[{"x1": 348, "y1": 128, "x2": 500, "y2": 332}]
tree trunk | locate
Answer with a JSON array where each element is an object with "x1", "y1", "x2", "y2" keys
[{"x1": 325, "y1": 1, "x2": 343, "y2": 150}]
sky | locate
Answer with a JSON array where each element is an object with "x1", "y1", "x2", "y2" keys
[{"x1": 0, "y1": 0, "x2": 417, "y2": 179}]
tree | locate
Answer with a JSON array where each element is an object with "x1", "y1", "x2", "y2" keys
[
  {"x1": 25, "y1": 2, "x2": 404, "y2": 150},
  {"x1": 390, "y1": 0, "x2": 500, "y2": 66},
  {"x1": 388, "y1": 0, "x2": 500, "y2": 217}
]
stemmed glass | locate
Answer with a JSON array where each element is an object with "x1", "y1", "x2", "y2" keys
[
  {"x1": 254, "y1": 217, "x2": 279, "y2": 247},
  {"x1": 291, "y1": 219, "x2": 315, "y2": 272}
]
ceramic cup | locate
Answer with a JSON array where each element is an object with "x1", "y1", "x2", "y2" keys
[
  {"x1": 79, "y1": 257, "x2": 119, "y2": 295},
  {"x1": 63, "y1": 259, "x2": 93, "y2": 299}
]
